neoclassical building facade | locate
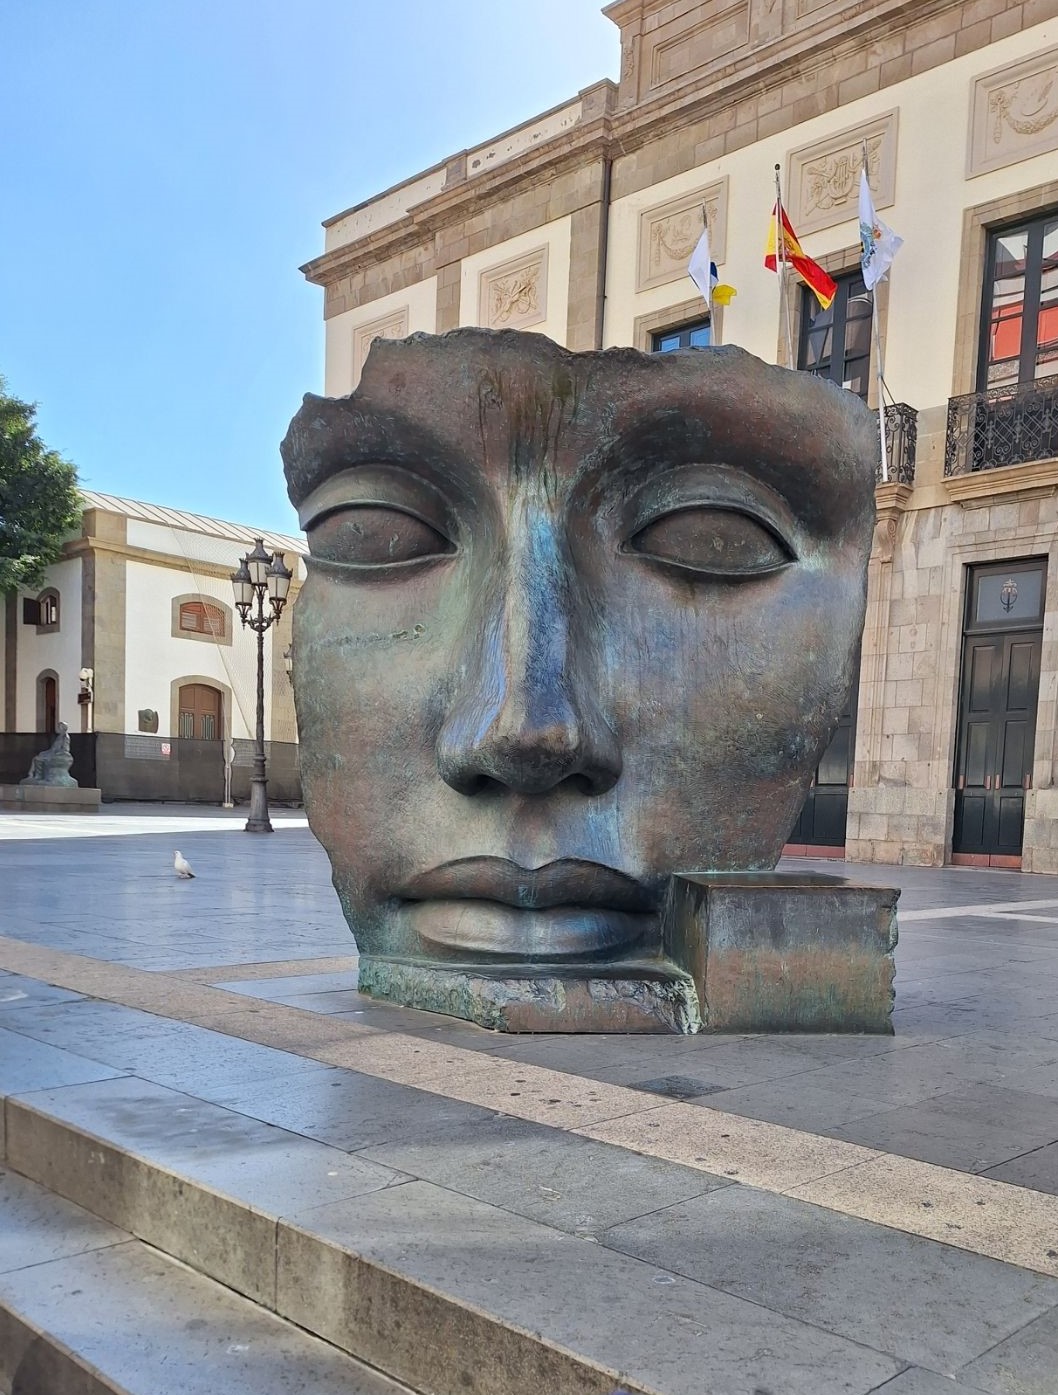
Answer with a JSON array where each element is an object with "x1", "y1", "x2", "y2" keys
[{"x1": 301, "y1": 0, "x2": 1058, "y2": 871}]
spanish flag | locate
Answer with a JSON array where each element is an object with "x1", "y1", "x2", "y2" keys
[{"x1": 764, "y1": 203, "x2": 837, "y2": 310}]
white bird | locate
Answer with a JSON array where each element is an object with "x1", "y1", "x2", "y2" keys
[{"x1": 174, "y1": 851, "x2": 195, "y2": 879}]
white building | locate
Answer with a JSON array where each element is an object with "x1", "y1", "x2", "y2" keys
[{"x1": 1, "y1": 492, "x2": 303, "y2": 800}]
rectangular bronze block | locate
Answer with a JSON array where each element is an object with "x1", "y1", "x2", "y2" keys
[{"x1": 663, "y1": 873, "x2": 899, "y2": 1034}]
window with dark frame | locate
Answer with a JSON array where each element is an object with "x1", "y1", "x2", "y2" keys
[
  {"x1": 650, "y1": 318, "x2": 711, "y2": 353},
  {"x1": 979, "y1": 211, "x2": 1058, "y2": 392},
  {"x1": 798, "y1": 271, "x2": 873, "y2": 401}
]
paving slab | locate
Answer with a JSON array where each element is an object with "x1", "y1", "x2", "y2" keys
[
  {"x1": 0, "y1": 1169, "x2": 125, "y2": 1274},
  {"x1": 200, "y1": 1061, "x2": 510, "y2": 1150},
  {"x1": 830, "y1": 1083, "x2": 1058, "y2": 1172},
  {"x1": 0, "y1": 1024, "x2": 127, "y2": 1099},
  {"x1": 0, "y1": 998, "x2": 331, "y2": 1092},
  {"x1": 869, "y1": 1373, "x2": 987, "y2": 1394},
  {"x1": 958, "y1": 1306, "x2": 1058, "y2": 1394},
  {"x1": 0, "y1": 1236, "x2": 415, "y2": 1395},
  {"x1": 359, "y1": 1112, "x2": 732, "y2": 1236},
  {"x1": 983, "y1": 1140, "x2": 1058, "y2": 1194},
  {"x1": 598, "y1": 1184, "x2": 1058, "y2": 1372}
]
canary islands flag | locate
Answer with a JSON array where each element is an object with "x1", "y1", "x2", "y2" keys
[{"x1": 764, "y1": 203, "x2": 837, "y2": 310}]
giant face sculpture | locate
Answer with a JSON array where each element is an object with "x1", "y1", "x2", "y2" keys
[{"x1": 282, "y1": 330, "x2": 877, "y2": 1023}]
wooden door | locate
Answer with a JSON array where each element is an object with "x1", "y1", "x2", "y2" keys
[
  {"x1": 41, "y1": 676, "x2": 57, "y2": 734},
  {"x1": 177, "y1": 684, "x2": 222, "y2": 741},
  {"x1": 953, "y1": 561, "x2": 1045, "y2": 863}
]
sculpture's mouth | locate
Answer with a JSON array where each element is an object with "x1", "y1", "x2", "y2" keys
[{"x1": 397, "y1": 857, "x2": 653, "y2": 959}]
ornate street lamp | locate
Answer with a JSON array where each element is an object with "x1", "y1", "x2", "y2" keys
[{"x1": 231, "y1": 538, "x2": 292, "y2": 832}]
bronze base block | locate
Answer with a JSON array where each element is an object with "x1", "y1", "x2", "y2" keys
[
  {"x1": 356, "y1": 957, "x2": 702, "y2": 1034},
  {"x1": 665, "y1": 873, "x2": 899, "y2": 1034}
]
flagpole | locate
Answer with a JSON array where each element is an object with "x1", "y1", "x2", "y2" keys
[
  {"x1": 701, "y1": 202, "x2": 720, "y2": 346},
  {"x1": 862, "y1": 139, "x2": 889, "y2": 484},
  {"x1": 774, "y1": 164, "x2": 794, "y2": 367}
]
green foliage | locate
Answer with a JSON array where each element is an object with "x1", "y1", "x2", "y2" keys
[{"x1": 0, "y1": 376, "x2": 82, "y2": 593}]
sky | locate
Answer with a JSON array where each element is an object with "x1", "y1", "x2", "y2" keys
[{"x1": 1, "y1": 1, "x2": 619, "y2": 536}]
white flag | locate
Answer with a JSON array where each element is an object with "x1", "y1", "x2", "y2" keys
[
  {"x1": 859, "y1": 169, "x2": 902, "y2": 291},
  {"x1": 687, "y1": 226, "x2": 717, "y2": 305}
]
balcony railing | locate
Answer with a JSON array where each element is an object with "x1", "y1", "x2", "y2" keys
[
  {"x1": 878, "y1": 402, "x2": 918, "y2": 485},
  {"x1": 945, "y1": 373, "x2": 1058, "y2": 476}
]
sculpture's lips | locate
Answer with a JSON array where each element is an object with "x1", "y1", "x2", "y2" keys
[{"x1": 399, "y1": 858, "x2": 653, "y2": 913}]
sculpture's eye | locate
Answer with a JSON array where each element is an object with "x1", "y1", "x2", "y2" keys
[
  {"x1": 310, "y1": 506, "x2": 455, "y2": 567},
  {"x1": 628, "y1": 507, "x2": 792, "y2": 578}
]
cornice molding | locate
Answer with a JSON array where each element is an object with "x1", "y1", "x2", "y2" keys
[
  {"x1": 302, "y1": 125, "x2": 613, "y2": 288},
  {"x1": 63, "y1": 535, "x2": 306, "y2": 590},
  {"x1": 302, "y1": 0, "x2": 982, "y2": 291}
]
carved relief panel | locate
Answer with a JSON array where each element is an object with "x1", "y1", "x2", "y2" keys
[
  {"x1": 354, "y1": 307, "x2": 410, "y2": 380},
  {"x1": 787, "y1": 111, "x2": 898, "y2": 236},
  {"x1": 969, "y1": 48, "x2": 1058, "y2": 178},
  {"x1": 637, "y1": 178, "x2": 730, "y2": 293},
  {"x1": 478, "y1": 247, "x2": 549, "y2": 330}
]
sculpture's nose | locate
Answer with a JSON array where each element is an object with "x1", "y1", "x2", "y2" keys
[{"x1": 436, "y1": 506, "x2": 621, "y2": 797}]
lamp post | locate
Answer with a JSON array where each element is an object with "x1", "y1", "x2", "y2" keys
[{"x1": 231, "y1": 538, "x2": 292, "y2": 832}]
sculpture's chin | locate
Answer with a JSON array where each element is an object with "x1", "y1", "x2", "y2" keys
[{"x1": 401, "y1": 901, "x2": 652, "y2": 962}]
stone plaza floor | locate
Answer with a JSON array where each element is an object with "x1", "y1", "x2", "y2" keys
[{"x1": 2, "y1": 805, "x2": 1058, "y2": 1392}]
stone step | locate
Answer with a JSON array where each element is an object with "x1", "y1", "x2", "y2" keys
[
  {"x1": 0, "y1": 1070, "x2": 908, "y2": 1395},
  {"x1": 0, "y1": 1075, "x2": 659, "y2": 1395},
  {"x1": 0, "y1": 1170, "x2": 416, "y2": 1395}
]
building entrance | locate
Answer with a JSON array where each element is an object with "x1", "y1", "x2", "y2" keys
[
  {"x1": 788, "y1": 665, "x2": 858, "y2": 853},
  {"x1": 177, "y1": 683, "x2": 222, "y2": 741},
  {"x1": 952, "y1": 560, "x2": 1045, "y2": 866}
]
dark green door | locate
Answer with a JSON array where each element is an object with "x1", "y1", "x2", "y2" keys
[
  {"x1": 953, "y1": 562, "x2": 1045, "y2": 858},
  {"x1": 790, "y1": 666, "x2": 858, "y2": 848}
]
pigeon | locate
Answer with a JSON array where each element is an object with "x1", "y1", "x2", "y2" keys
[{"x1": 174, "y1": 851, "x2": 195, "y2": 879}]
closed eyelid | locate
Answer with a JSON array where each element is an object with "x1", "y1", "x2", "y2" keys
[
  {"x1": 621, "y1": 467, "x2": 800, "y2": 548},
  {"x1": 297, "y1": 465, "x2": 454, "y2": 533}
]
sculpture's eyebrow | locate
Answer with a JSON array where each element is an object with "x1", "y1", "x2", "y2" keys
[
  {"x1": 283, "y1": 395, "x2": 470, "y2": 507},
  {"x1": 600, "y1": 405, "x2": 860, "y2": 538}
]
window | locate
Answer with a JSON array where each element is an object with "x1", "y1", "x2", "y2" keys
[
  {"x1": 979, "y1": 211, "x2": 1058, "y2": 390},
  {"x1": 36, "y1": 589, "x2": 60, "y2": 632},
  {"x1": 178, "y1": 599, "x2": 226, "y2": 639},
  {"x1": 799, "y1": 272, "x2": 873, "y2": 400},
  {"x1": 651, "y1": 318, "x2": 711, "y2": 353}
]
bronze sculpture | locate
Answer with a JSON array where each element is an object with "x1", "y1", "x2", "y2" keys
[{"x1": 282, "y1": 330, "x2": 883, "y2": 1031}]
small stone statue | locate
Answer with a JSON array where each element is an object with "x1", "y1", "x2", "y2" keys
[{"x1": 22, "y1": 722, "x2": 78, "y2": 787}]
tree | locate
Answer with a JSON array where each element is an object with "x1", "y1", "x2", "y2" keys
[{"x1": 0, "y1": 377, "x2": 82, "y2": 593}]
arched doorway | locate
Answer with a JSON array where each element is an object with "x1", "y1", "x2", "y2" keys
[
  {"x1": 37, "y1": 672, "x2": 58, "y2": 734},
  {"x1": 177, "y1": 683, "x2": 222, "y2": 741}
]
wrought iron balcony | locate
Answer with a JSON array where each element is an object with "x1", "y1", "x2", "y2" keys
[
  {"x1": 945, "y1": 373, "x2": 1058, "y2": 476},
  {"x1": 878, "y1": 402, "x2": 918, "y2": 485}
]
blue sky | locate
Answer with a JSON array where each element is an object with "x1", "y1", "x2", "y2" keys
[{"x1": 1, "y1": 2, "x2": 619, "y2": 534}]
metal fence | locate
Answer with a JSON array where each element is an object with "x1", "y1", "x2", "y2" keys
[
  {"x1": 879, "y1": 402, "x2": 918, "y2": 485},
  {"x1": 0, "y1": 732, "x2": 301, "y2": 805},
  {"x1": 945, "y1": 373, "x2": 1058, "y2": 476}
]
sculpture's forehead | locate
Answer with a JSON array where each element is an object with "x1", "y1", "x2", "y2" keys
[{"x1": 282, "y1": 330, "x2": 878, "y2": 537}]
